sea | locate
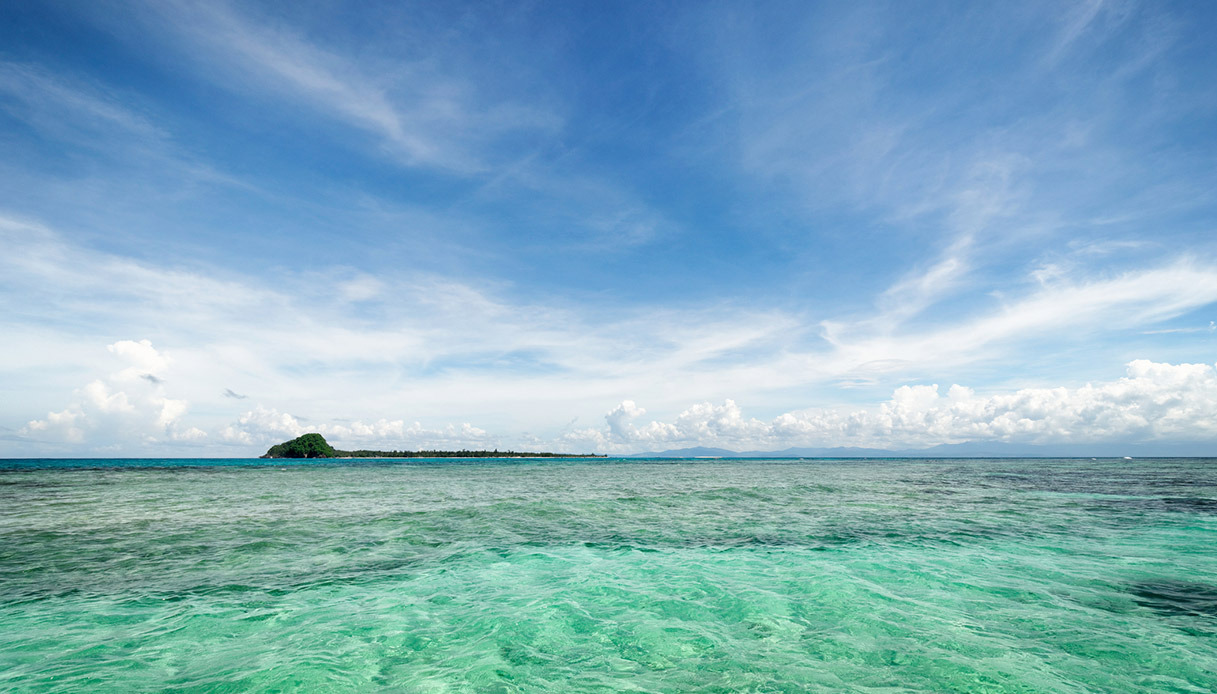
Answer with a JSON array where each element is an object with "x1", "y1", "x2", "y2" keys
[{"x1": 1, "y1": 457, "x2": 1214, "y2": 693}]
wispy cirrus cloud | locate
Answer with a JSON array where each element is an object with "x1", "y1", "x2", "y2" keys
[
  {"x1": 135, "y1": 0, "x2": 559, "y2": 173},
  {"x1": 685, "y1": 1, "x2": 1209, "y2": 322},
  {"x1": 0, "y1": 61, "x2": 165, "y2": 147},
  {"x1": 34, "y1": 0, "x2": 676, "y2": 261},
  {"x1": 818, "y1": 258, "x2": 1217, "y2": 384}
]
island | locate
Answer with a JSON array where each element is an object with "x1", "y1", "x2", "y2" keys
[{"x1": 260, "y1": 433, "x2": 604, "y2": 459}]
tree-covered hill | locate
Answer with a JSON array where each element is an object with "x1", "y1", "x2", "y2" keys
[{"x1": 261, "y1": 433, "x2": 336, "y2": 458}]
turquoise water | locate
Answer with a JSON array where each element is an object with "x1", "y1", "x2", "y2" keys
[{"x1": 1, "y1": 458, "x2": 1214, "y2": 693}]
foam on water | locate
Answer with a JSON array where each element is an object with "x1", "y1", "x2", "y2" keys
[{"x1": 1, "y1": 458, "x2": 1215, "y2": 692}]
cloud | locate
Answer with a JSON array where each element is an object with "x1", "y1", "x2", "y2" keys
[
  {"x1": 24, "y1": 408, "x2": 84, "y2": 444},
  {"x1": 1141, "y1": 322, "x2": 1217, "y2": 335},
  {"x1": 108, "y1": 339, "x2": 171, "y2": 379},
  {"x1": 0, "y1": 59, "x2": 240, "y2": 189},
  {"x1": 0, "y1": 215, "x2": 803, "y2": 423},
  {"x1": 11, "y1": 326, "x2": 1217, "y2": 455},
  {"x1": 1043, "y1": 0, "x2": 1129, "y2": 66},
  {"x1": 692, "y1": 1, "x2": 1205, "y2": 341},
  {"x1": 138, "y1": 0, "x2": 558, "y2": 173},
  {"x1": 21, "y1": 339, "x2": 205, "y2": 448},
  {"x1": 4, "y1": 4, "x2": 1216, "y2": 461},
  {"x1": 0, "y1": 61, "x2": 166, "y2": 148},
  {"x1": 78, "y1": 2, "x2": 662, "y2": 254},
  {"x1": 818, "y1": 259, "x2": 1217, "y2": 383},
  {"x1": 4, "y1": 216, "x2": 1217, "y2": 452},
  {"x1": 220, "y1": 407, "x2": 492, "y2": 451},
  {"x1": 605, "y1": 400, "x2": 647, "y2": 442},
  {"x1": 572, "y1": 360, "x2": 1217, "y2": 451}
]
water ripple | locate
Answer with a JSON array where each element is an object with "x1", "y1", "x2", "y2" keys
[{"x1": 1, "y1": 458, "x2": 1215, "y2": 692}]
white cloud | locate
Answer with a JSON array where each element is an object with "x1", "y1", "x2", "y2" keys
[
  {"x1": 108, "y1": 339, "x2": 172, "y2": 381},
  {"x1": 140, "y1": 0, "x2": 558, "y2": 173},
  {"x1": 819, "y1": 259, "x2": 1217, "y2": 383},
  {"x1": 0, "y1": 215, "x2": 801, "y2": 433},
  {"x1": 0, "y1": 60, "x2": 244, "y2": 193},
  {"x1": 0, "y1": 61, "x2": 166, "y2": 146},
  {"x1": 337, "y1": 275, "x2": 384, "y2": 303},
  {"x1": 669, "y1": 400, "x2": 768, "y2": 442},
  {"x1": 13, "y1": 335, "x2": 1217, "y2": 455},
  {"x1": 605, "y1": 400, "x2": 647, "y2": 441},
  {"x1": 82, "y1": 380, "x2": 133, "y2": 414},
  {"x1": 219, "y1": 407, "x2": 302, "y2": 445},
  {"x1": 576, "y1": 360, "x2": 1217, "y2": 451},
  {"x1": 1142, "y1": 321, "x2": 1217, "y2": 335},
  {"x1": 220, "y1": 407, "x2": 492, "y2": 451},
  {"x1": 21, "y1": 339, "x2": 203, "y2": 449},
  {"x1": 1043, "y1": 0, "x2": 1130, "y2": 66},
  {"x1": 4, "y1": 217, "x2": 1217, "y2": 455},
  {"x1": 24, "y1": 408, "x2": 84, "y2": 443}
]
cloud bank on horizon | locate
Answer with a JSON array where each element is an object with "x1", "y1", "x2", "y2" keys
[
  {"x1": 2, "y1": 1, "x2": 1216, "y2": 456},
  {"x1": 17, "y1": 337, "x2": 1217, "y2": 454}
]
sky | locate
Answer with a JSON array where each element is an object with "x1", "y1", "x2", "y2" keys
[{"x1": 2, "y1": 0, "x2": 1217, "y2": 456}]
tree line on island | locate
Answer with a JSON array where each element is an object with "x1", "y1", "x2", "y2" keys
[{"x1": 261, "y1": 433, "x2": 604, "y2": 459}]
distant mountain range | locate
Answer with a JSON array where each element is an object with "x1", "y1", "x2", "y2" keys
[{"x1": 625, "y1": 441, "x2": 1216, "y2": 458}]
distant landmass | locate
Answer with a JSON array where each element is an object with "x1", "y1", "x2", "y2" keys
[
  {"x1": 626, "y1": 441, "x2": 1215, "y2": 458},
  {"x1": 261, "y1": 433, "x2": 604, "y2": 459},
  {"x1": 259, "y1": 434, "x2": 1211, "y2": 460}
]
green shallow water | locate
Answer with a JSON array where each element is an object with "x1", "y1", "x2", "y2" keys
[{"x1": 1, "y1": 458, "x2": 1215, "y2": 693}]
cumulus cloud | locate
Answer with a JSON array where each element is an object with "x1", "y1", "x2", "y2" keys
[
  {"x1": 24, "y1": 408, "x2": 84, "y2": 443},
  {"x1": 570, "y1": 360, "x2": 1217, "y2": 451},
  {"x1": 108, "y1": 338, "x2": 171, "y2": 378},
  {"x1": 605, "y1": 400, "x2": 647, "y2": 441},
  {"x1": 21, "y1": 339, "x2": 206, "y2": 447},
  {"x1": 221, "y1": 406, "x2": 493, "y2": 451}
]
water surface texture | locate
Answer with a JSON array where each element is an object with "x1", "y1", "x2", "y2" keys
[{"x1": 1, "y1": 458, "x2": 1215, "y2": 692}]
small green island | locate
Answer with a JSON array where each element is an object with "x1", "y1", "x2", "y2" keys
[{"x1": 261, "y1": 433, "x2": 604, "y2": 459}]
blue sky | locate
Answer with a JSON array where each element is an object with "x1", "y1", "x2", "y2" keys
[{"x1": 3, "y1": 0, "x2": 1217, "y2": 455}]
